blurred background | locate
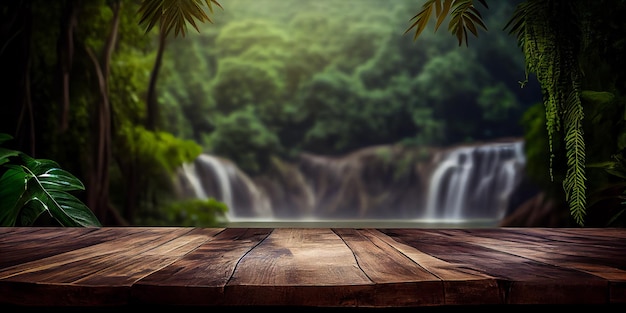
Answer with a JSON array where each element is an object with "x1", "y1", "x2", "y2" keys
[
  {"x1": 166, "y1": 0, "x2": 542, "y2": 227},
  {"x1": 5, "y1": 0, "x2": 614, "y2": 228}
]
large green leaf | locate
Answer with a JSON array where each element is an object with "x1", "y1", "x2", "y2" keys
[
  {"x1": 46, "y1": 191, "x2": 101, "y2": 227},
  {"x1": 0, "y1": 135, "x2": 100, "y2": 227},
  {"x1": 18, "y1": 198, "x2": 47, "y2": 226},
  {"x1": 18, "y1": 158, "x2": 99, "y2": 227},
  {"x1": 23, "y1": 157, "x2": 85, "y2": 192},
  {"x1": 14, "y1": 174, "x2": 101, "y2": 227}
]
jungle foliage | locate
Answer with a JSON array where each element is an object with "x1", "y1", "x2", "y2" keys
[
  {"x1": 158, "y1": 0, "x2": 537, "y2": 175},
  {"x1": 407, "y1": 0, "x2": 626, "y2": 226},
  {"x1": 0, "y1": 0, "x2": 223, "y2": 226},
  {"x1": 0, "y1": 0, "x2": 540, "y2": 226},
  {"x1": 4, "y1": 0, "x2": 624, "y2": 227}
]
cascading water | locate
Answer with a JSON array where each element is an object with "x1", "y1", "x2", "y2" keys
[
  {"x1": 175, "y1": 154, "x2": 273, "y2": 220},
  {"x1": 198, "y1": 154, "x2": 234, "y2": 211},
  {"x1": 180, "y1": 162, "x2": 207, "y2": 199},
  {"x1": 175, "y1": 139, "x2": 530, "y2": 225},
  {"x1": 423, "y1": 141, "x2": 526, "y2": 221}
]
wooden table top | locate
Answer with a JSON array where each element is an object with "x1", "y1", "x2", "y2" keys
[{"x1": 1, "y1": 227, "x2": 625, "y2": 309}]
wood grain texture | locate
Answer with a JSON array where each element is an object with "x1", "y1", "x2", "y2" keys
[
  {"x1": 133, "y1": 228, "x2": 272, "y2": 306},
  {"x1": 0, "y1": 227, "x2": 624, "y2": 308},
  {"x1": 0, "y1": 227, "x2": 221, "y2": 306},
  {"x1": 361, "y1": 229, "x2": 501, "y2": 305},
  {"x1": 223, "y1": 228, "x2": 373, "y2": 306},
  {"x1": 378, "y1": 229, "x2": 611, "y2": 304}
]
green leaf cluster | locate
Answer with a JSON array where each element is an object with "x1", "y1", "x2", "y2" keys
[
  {"x1": 0, "y1": 134, "x2": 101, "y2": 227},
  {"x1": 118, "y1": 124, "x2": 203, "y2": 175},
  {"x1": 203, "y1": 108, "x2": 281, "y2": 174},
  {"x1": 406, "y1": 0, "x2": 489, "y2": 46},
  {"x1": 138, "y1": 0, "x2": 223, "y2": 37},
  {"x1": 111, "y1": 124, "x2": 207, "y2": 224}
]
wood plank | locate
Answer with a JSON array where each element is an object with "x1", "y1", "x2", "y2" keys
[
  {"x1": 0, "y1": 228, "x2": 194, "y2": 281},
  {"x1": 0, "y1": 227, "x2": 171, "y2": 270},
  {"x1": 442, "y1": 229, "x2": 626, "y2": 279},
  {"x1": 223, "y1": 228, "x2": 373, "y2": 307},
  {"x1": 507, "y1": 228, "x2": 626, "y2": 249},
  {"x1": 379, "y1": 229, "x2": 609, "y2": 304},
  {"x1": 74, "y1": 228, "x2": 223, "y2": 285},
  {"x1": 132, "y1": 228, "x2": 273, "y2": 306},
  {"x1": 361, "y1": 229, "x2": 501, "y2": 305},
  {"x1": 333, "y1": 228, "x2": 444, "y2": 306},
  {"x1": 438, "y1": 228, "x2": 626, "y2": 303},
  {"x1": 0, "y1": 227, "x2": 99, "y2": 268},
  {"x1": 536, "y1": 228, "x2": 626, "y2": 239},
  {"x1": 463, "y1": 228, "x2": 626, "y2": 250},
  {"x1": 495, "y1": 226, "x2": 626, "y2": 301},
  {"x1": 0, "y1": 227, "x2": 210, "y2": 306}
]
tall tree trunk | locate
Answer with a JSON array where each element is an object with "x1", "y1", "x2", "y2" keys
[
  {"x1": 56, "y1": 0, "x2": 77, "y2": 133},
  {"x1": 85, "y1": 0, "x2": 120, "y2": 224},
  {"x1": 146, "y1": 29, "x2": 166, "y2": 131}
]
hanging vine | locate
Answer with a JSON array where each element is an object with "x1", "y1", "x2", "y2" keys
[{"x1": 505, "y1": 0, "x2": 587, "y2": 225}]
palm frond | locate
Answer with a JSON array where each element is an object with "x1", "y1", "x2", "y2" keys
[
  {"x1": 406, "y1": 0, "x2": 488, "y2": 46},
  {"x1": 203, "y1": 0, "x2": 223, "y2": 13},
  {"x1": 405, "y1": 0, "x2": 437, "y2": 40},
  {"x1": 448, "y1": 1, "x2": 487, "y2": 46},
  {"x1": 138, "y1": 0, "x2": 223, "y2": 37}
]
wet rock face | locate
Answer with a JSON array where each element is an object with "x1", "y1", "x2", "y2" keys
[
  {"x1": 291, "y1": 145, "x2": 432, "y2": 219},
  {"x1": 175, "y1": 138, "x2": 535, "y2": 223},
  {"x1": 498, "y1": 192, "x2": 570, "y2": 227}
]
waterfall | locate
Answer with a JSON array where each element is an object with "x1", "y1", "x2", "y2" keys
[
  {"x1": 174, "y1": 139, "x2": 530, "y2": 224},
  {"x1": 179, "y1": 162, "x2": 207, "y2": 199},
  {"x1": 197, "y1": 154, "x2": 234, "y2": 210},
  {"x1": 423, "y1": 141, "x2": 526, "y2": 221},
  {"x1": 176, "y1": 154, "x2": 273, "y2": 219}
]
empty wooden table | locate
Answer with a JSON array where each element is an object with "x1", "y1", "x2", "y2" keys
[{"x1": 1, "y1": 227, "x2": 625, "y2": 311}]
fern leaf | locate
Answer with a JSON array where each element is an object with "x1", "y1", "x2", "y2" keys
[
  {"x1": 563, "y1": 124, "x2": 586, "y2": 226},
  {"x1": 562, "y1": 71, "x2": 586, "y2": 225}
]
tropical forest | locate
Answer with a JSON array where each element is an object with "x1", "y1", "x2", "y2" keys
[{"x1": 1, "y1": 0, "x2": 625, "y2": 228}]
